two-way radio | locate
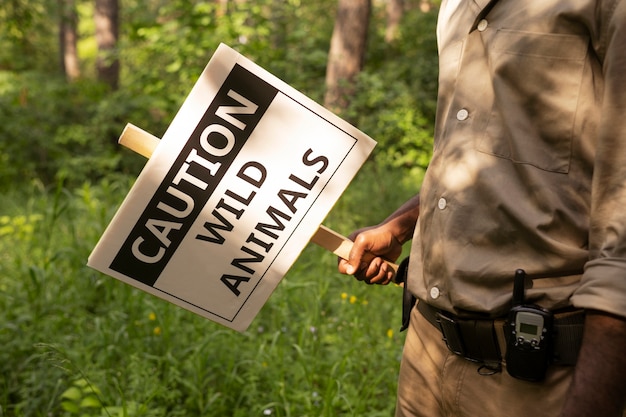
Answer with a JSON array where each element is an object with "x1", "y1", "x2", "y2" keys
[{"x1": 505, "y1": 269, "x2": 554, "y2": 381}]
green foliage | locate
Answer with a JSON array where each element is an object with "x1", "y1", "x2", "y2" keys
[
  {"x1": 0, "y1": 71, "x2": 154, "y2": 189},
  {"x1": 0, "y1": 172, "x2": 409, "y2": 416},
  {"x1": 0, "y1": 1, "x2": 438, "y2": 414},
  {"x1": 60, "y1": 378, "x2": 103, "y2": 416},
  {"x1": 0, "y1": 0, "x2": 437, "y2": 189},
  {"x1": 0, "y1": 0, "x2": 58, "y2": 71},
  {"x1": 346, "y1": 6, "x2": 439, "y2": 172},
  {"x1": 119, "y1": 0, "x2": 336, "y2": 111}
]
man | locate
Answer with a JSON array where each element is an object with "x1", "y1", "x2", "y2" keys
[{"x1": 338, "y1": 1, "x2": 626, "y2": 416}]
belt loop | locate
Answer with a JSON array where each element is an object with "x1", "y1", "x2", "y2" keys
[
  {"x1": 436, "y1": 311, "x2": 467, "y2": 357},
  {"x1": 493, "y1": 319, "x2": 508, "y2": 361}
]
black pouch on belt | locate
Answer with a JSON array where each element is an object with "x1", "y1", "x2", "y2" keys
[{"x1": 396, "y1": 257, "x2": 416, "y2": 332}]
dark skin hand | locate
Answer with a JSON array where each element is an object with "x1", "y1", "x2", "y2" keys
[
  {"x1": 338, "y1": 194, "x2": 420, "y2": 285},
  {"x1": 559, "y1": 311, "x2": 626, "y2": 417},
  {"x1": 340, "y1": 225, "x2": 404, "y2": 285}
]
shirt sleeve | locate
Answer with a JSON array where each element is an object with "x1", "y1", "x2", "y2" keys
[{"x1": 571, "y1": 0, "x2": 626, "y2": 319}]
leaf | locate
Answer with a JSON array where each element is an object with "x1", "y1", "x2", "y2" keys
[
  {"x1": 61, "y1": 400, "x2": 80, "y2": 414},
  {"x1": 102, "y1": 406, "x2": 124, "y2": 417},
  {"x1": 80, "y1": 394, "x2": 102, "y2": 408},
  {"x1": 61, "y1": 386, "x2": 83, "y2": 401}
]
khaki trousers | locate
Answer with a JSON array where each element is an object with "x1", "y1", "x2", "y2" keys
[{"x1": 395, "y1": 303, "x2": 599, "y2": 417}]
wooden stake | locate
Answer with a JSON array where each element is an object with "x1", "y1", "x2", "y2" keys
[
  {"x1": 119, "y1": 124, "x2": 160, "y2": 159},
  {"x1": 118, "y1": 123, "x2": 398, "y2": 275}
]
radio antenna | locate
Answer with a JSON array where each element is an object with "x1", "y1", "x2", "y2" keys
[{"x1": 512, "y1": 269, "x2": 526, "y2": 306}]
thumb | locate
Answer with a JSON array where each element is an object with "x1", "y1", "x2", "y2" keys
[{"x1": 345, "y1": 238, "x2": 366, "y2": 275}]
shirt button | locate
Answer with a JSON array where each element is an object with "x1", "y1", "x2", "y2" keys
[
  {"x1": 438, "y1": 197, "x2": 447, "y2": 210},
  {"x1": 477, "y1": 19, "x2": 489, "y2": 32},
  {"x1": 456, "y1": 108, "x2": 469, "y2": 121},
  {"x1": 430, "y1": 286, "x2": 441, "y2": 300}
]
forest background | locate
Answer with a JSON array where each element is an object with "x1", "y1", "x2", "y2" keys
[{"x1": 0, "y1": 0, "x2": 440, "y2": 415}]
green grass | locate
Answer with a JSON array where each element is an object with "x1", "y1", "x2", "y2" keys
[{"x1": 0, "y1": 164, "x2": 420, "y2": 417}]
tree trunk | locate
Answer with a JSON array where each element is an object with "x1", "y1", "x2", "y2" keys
[
  {"x1": 385, "y1": 0, "x2": 404, "y2": 43},
  {"x1": 215, "y1": 0, "x2": 228, "y2": 17},
  {"x1": 59, "y1": 0, "x2": 80, "y2": 81},
  {"x1": 95, "y1": 0, "x2": 119, "y2": 90},
  {"x1": 324, "y1": 0, "x2": 371, "y2": 112}
]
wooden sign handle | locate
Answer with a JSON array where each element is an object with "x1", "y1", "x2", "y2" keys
[{"x1": 118, "y1": 123, "x2": 399, "y2": 276}]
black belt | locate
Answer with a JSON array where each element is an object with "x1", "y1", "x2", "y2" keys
[{"x1": 417, "y1": 301, "x2": 584, "y2": 366}]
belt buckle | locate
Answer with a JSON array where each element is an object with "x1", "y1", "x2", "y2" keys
[{"x1": 436, "y1": 311, "x2": 468, "y2": 358}]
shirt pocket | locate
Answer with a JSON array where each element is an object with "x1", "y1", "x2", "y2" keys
[{"x1": 477, "y1": 30, "x2": 589, "y2": 173}]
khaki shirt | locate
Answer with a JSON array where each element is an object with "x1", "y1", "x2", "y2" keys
[{"x1": 408, "y1": 0, "x2": 626, "y2": 319}]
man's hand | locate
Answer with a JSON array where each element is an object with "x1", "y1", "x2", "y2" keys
[
  {"x1": 338, "y1": 225, "x2": 404, "y2": 285},
  {"x1": 560, "y1": 311, "x2": 626, "y2": 417},
  {"x1": 337, "y1": 194, "x2": 420, "y2": 285}
]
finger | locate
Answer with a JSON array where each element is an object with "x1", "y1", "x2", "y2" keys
[
  {"x1": 345, "y1": 235, "x2": 368, "y2": 275},
  {"x1": 366, "y1": 259, "x2": 392, "y2": 285},
  {"x1": 337, "y1": 258, "x2": 352, "y2": 275},
  {"x1": 364, "y1": 257, "x2": 383, "y2": 280},
  {"x1": 375, "y1": 264, "x2": 396, "y2": 285},
  {"x1": 375, "y1": 269, "x2": 396, "y2": 286}
]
